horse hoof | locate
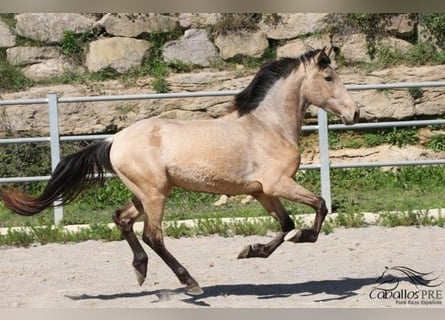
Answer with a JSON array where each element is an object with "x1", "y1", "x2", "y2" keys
[
  {"x1": 284, "y1": 229, "x2": 302, "y2": 243},
  {"x1": 185, "y1": 284, "x2": 204, "y2": 296},
  {"x1": 237, "y1": 245, "x2": 252, "y2": 259},
  {"x1": 134, "y1": 268, "x2": 146, "y2": 286}
]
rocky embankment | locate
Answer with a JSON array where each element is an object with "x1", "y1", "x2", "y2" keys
[{"x1": 1, "y1": 13, "x2": 444, "y2": 165}]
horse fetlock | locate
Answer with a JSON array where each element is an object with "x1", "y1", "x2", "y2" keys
[{"x1": 303, "y1": 229, "x2": 319, "y2": 242}]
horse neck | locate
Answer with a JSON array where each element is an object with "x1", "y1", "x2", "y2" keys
[{"x1": 249, "y1": 74, "x2": 308, "y2": 145}]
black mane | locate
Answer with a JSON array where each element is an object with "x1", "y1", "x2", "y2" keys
[{"x1": 234, "y1": 49, "x2": 324, "y2": 116}]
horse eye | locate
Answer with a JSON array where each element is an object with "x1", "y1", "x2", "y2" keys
[{"x1": 325, "y1": 76, "x2": 333, "y2": 82}]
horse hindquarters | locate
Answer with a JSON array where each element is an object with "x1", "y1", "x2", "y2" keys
[{"x1": 110, "y1": 139, "x2": 203, "y2": 295}]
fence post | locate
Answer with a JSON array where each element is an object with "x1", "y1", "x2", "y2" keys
[
  {"x1": 317, "y1": 109, "x2": 332, "y2": 213},
  {"x1": 48, "y1": 93, "x2": 64, "y2": 224}
]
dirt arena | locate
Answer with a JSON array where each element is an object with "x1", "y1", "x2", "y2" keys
[{"x1": 0, "y1": 226, "x2": 444, "y2": 308}]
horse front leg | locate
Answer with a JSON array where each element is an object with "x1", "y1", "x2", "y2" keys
[
  {"x1": 238, "y1": 194, "x2": 295, "y2": 259},
  {"x1": 112, "y1": 198, "x2": 148, "y2": 285},
  {"x1": 266, "y1": 176, "x2": 328, "y2": 244},
  {"x1": 284, "y1": 197, "x2": 328, "y2": 243}
]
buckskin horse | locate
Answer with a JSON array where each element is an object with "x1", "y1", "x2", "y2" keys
[{"x1": 0, "y1": 48, "x2": 360, "y2": 295}]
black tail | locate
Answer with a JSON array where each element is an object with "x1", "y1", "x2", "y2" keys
[{"x1": 0, "y1": 139, "x2": 114, "y2": 216}]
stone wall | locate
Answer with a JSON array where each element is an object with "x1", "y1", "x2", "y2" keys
[{"x1": 1, "y1": 13, "x2": 444, "y2": 137}]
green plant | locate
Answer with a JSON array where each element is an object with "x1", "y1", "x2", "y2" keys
[
  {"x1": 378, "y1": 210, "x2": 436, "y2": 227},
  {"x1": 1, "y1": 163, "x2": 443, "y2": 230},
  {"x1": 60, "y1": 30, "x2": 100, "y2": 63},
  {"x1": 152, "y1": 77, "x2": 169, "y2": 93},
  {"x1": 408, "y1": 87, "x2": 423, "y2": 99},
  {"x1": 420, "y1": 13, "x2": 445, "y2": 49},
  {"x1": 326, "y1": 13, "x2": 395, "y2": 58},
  {"x1": 335, "y1": 211, "x2": 365, "y2": 228},
  {"x1": 363, "y1": 131, "x2": 387, "y2": 147},
  {"x1": 164, "y1": 221, "x2": 195, "y2": 238},
  {"x1": 212, "y1": 13, "x2": 262, "y2": 36},
  {"x1": 321, "y1": 220, "x2": 334, "y2": 235},
  {"x1": 60, "y1": 31, "x2": 83, "y2": 57},
  {"x1": 329, "y1": 131, "x2": 365, "y2": 150},
  {"x1": 0, "y1": 49, "x2": 34, "y2": 91},
  {"x1": 385, "y1": 127, "x2": 419, "y2": 147},
  {"x1": 0, "y1": 141, "x2": 52, "y2": 181},
  {"x1": 196, "y1": 219, "x2": 231, "y2": 237},
  {"x1": 427, "y1": 134, "x2": 445, "y2": 152},
  {"x1": 361, "y1": 127, "x2": 420, "y2": 148},
  {"x1": 406, "y1": 42, "x2": 445, "y2": 66},
  {"x1": 0, "y1": 223, "x2": 122, "y2": 246},
  {"x1": 127, "y1": 28, "x2": 183, "y2": 93},
  {"x1": 115, "y1": 103, "x2": 136, "y2": 114},
  {"x1": 168, "y1": 60, "x2": 193, "y2": 73},
  {"x1": 374, "y1": 44, "x2": 405, "y2": 69},
  {"x1": 0, "y1": 13, "x2": 16, "y2": 27}
]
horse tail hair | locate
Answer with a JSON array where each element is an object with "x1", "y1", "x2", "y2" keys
[{"x1": 0, "y1": 139, "x2": 115, "y2": 216}]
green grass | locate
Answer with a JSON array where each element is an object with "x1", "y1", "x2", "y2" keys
[
  {"x1": 1, "y1": 127, "x2": 444, "y2": 230},
  {"x1": 0, "y1": 223, "x2": 123, "y2": 247},
  {"x1": 0, "y1": 49, "x2": 34, "y2": 92},
  {"x1": 328, "y1": 127, "x2": 421, "y2": 150},
  {"x1": 428, "y1": 134, "x2": 445, "y2": 152},
  {"x1": 1, "y1": 165, "x2": 443, "y2": 247},
  {"x1": 378, "y1": 209, "x2": 444, "y2": 227},
  {"x1": 1, "y1": 207, "x2": 442, "y2": 247},
  {"x1": 0, "y1": 166, "x2": 443, "y2": 228}
]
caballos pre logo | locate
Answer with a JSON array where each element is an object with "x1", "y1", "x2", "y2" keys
[{"x1": 369, "y1": 266, "x2": 443, "y2": 306}]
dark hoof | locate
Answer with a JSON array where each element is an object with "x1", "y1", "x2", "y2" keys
[
  {"x1": 185, "y1": 283, "x2": 204, "y2": 296},
  {"x1": 237, "y1": 245, "x2": 252, "y2": 259},
  {"x1": 134, "y1": 268, "x2": 146, "y2": 286}
]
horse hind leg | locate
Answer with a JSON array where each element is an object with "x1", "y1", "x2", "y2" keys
[
  {"x1": 112, "y1": 197, "x2": 148, "y2": 286},
  {"x1": 238, "y1": 194, "x2": 295, "y2": 259},
  {"x1": 140, "y1": 190, "x2": 203, "y2": 296}
]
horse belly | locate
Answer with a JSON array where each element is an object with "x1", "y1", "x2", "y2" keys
[{"x1": 166, "y1": 161, "x2": 261, "y2": 195}]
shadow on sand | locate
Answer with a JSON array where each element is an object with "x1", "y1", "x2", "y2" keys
[{"x1": 66, "y1": 276, "x2": 379, "y2": 307}]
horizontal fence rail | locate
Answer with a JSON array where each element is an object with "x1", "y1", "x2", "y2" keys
[{"x1": 1, "y1": 81, "x2": 445, "y2": 223}]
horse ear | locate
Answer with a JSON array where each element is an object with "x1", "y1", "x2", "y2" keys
[
  {"x1": 327, "y1": 46, "x2": 333, "y2": 57},
  {"x1": 316, "y1": 48, "x2": 331, "y2": 69}
]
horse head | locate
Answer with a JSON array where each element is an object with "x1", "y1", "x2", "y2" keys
[{"x1": 301, "y1": 47, "x2": 360, "y2": 125}]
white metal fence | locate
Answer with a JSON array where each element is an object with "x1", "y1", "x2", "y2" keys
[{"x1": 1, "y1": 81, "x2": 445, "y2": 224}]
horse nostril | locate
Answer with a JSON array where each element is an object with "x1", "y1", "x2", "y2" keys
[{"x1": 353, "y1": 110, "x2": 360, "y2": 123}]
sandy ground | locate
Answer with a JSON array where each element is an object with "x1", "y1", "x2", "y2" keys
[{"x1": 0, "y1": 226, "x2": 444, "y2": 308}]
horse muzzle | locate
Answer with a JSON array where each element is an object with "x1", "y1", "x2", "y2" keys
[{"x1": 340, "y1": 105, "x2": 360, "y2": 125}]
